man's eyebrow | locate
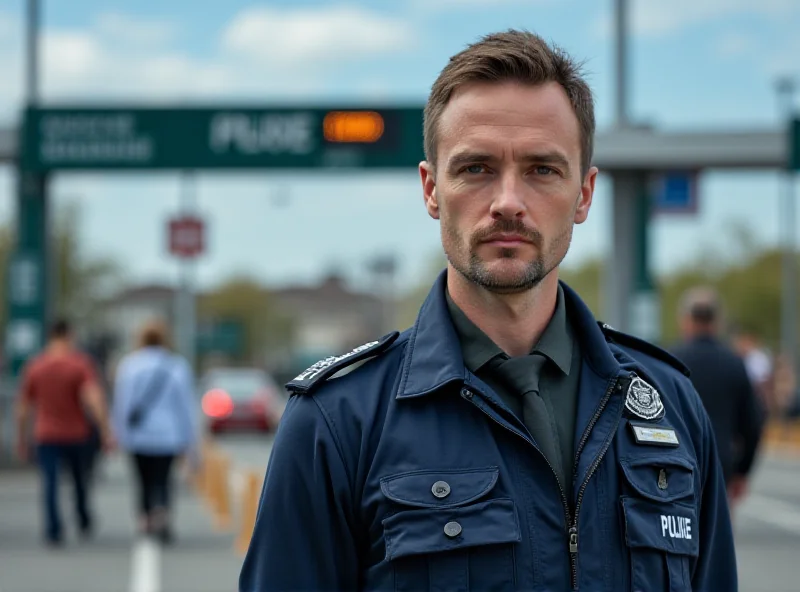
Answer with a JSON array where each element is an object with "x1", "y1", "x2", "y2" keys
[
  {"x1": 518, "y1": 151, "x2": 571, "y2": 171},
  {"x1": 445, "y1": 152, "x2": 494, "y2": 172},
  {"x1": 445, "y1": 151, "x2": 572, "y2": 174}
]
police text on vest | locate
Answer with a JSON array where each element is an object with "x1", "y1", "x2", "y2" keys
[{"x1": 661, "y1": 515, "x2": 692, "y2": 539}]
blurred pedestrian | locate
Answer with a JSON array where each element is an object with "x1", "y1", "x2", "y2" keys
[
  {"x1": 671, "y1": 287, "x2": 764, "y2": 514},
  {"x1": 15, "y1": 318, "x2": 113, "y2": 547},
  {"x1": 731, "y1": 323, "x2": 776, "y2": 416},
  {"x1": 241, "y1": 30, "x2": 737, "y2": 591},
  {"x1": 111, "y1": 319, "x2": 199, "y2": 544}
]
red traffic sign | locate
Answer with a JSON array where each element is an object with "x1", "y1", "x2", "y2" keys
[{"x1": 168, "y1": 215, "x2": 205, "y2": 258}]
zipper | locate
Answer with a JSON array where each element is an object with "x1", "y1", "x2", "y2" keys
[
  {"x1": 462, "y1": 376, "x2": 627, "y2": 590},
  {"x1": 459, "y1": 387, "x2": 574, "y2": 555},
  {"x1": 567, "y1": 375, "x2": 627, "y2": 590}
]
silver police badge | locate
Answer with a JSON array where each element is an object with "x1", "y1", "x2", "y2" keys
[{"x1": 625, "y1": 376, "x2": 665, "y2": 420}]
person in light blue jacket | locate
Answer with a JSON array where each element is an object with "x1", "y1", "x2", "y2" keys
[{"x1": 112, "y1": 319, "x2": 200, "y2": 544}]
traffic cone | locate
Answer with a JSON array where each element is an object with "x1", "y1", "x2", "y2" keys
[
  {"x1": 202, "y1": 450, "x2": 217, "y2": 507},
  {"x1": 236, "y1": 471, "x2": 262, "y2": 555},
  {"x1": 212, "y1": 454, "x2": 232, "y2": 531}
]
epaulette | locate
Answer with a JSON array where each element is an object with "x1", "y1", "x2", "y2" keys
[
  {"x1": 286, "y1": 331, "x2": 401, "y2": 395},
  {"x1": 598, "y1": 322, "x2": 690, "y2": 377}
]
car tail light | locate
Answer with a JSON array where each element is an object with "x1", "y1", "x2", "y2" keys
[{"x1": 202, "y1": 389, "x2": 234, "y2": 418}]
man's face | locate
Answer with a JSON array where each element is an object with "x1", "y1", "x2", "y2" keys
[{"x1": 420, "y1": 81, "x2": 597, "y2": 294}]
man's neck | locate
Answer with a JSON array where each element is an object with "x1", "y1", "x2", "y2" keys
[
  {"x1": 687, "y1": 326, "x2": 717, "y2": 342},
  {"x1": 47, "y1": 339, "x2": 72, "y2": 356},
  {"x1": 446, "y1": 264, "x2": 560, "y2": 357}
]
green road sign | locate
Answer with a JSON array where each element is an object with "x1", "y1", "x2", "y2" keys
[
  {"x1": 21, "y1": 106, "x2": 425, "y2": 171},
  {"x1": 791, "y1": 118, "x2": 800, "y2": 171},
  {"x1": 196, "y1": 319, "x2": 244, "y2": 357},
  {"x1": 8, "y1": 102, "x2": 425, "y2": 379}
]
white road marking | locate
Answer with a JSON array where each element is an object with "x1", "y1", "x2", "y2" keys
[
  {"x1": 129, "y1": 537, "x2": 161, "y2": 592},
  {"x1": 739, "y1": 494, "x2": 800, "y2": 536}
]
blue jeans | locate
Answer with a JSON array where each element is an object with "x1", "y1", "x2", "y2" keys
[{"x1": 37, "y1": 442, "x2": 92, "y2": 542}]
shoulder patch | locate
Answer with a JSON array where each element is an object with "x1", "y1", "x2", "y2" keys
[
  {"x1": 598, "y1": 322, "x2": 690, "y2": 377},
  {"x1": 286, "y1": 331, "x2": 400, "y2": 395}
]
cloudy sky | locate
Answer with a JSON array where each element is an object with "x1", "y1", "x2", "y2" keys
[{"x1": 0, "y1": 0, "x2": 799, "y2": 294}]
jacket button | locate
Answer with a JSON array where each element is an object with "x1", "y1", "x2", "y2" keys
[
  {"x1": 460, "y1": 388, "x2": 473, "y2": 399},
  {"x1": 444, "y1": 521, "x2": 462, "y2": 538},
  {"x1": 432, "y1": 481, "x2": 451, "y2": 499}
]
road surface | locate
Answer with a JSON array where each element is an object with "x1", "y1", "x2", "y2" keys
[{"x1": 0, "y1": 454, "x2": 242, "y2": 592}]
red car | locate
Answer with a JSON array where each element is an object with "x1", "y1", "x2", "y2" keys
[{"x1": 200, "y1": 368, "x2": 286, "y2": 434}]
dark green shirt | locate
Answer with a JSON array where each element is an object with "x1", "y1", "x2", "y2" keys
[{"x1": 446, "y1": 285, "x2": 582, "y2": 490}]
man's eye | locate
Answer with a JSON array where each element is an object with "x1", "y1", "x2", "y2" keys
[
  {"x1": 535, "y1": 166, "x2": 555, "y2": 175},
  {"x1": 465, "y1": 164, "x2": 486, "y2": 174}
]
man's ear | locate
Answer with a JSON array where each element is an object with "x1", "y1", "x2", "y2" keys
[
  {"x1": 574, "y1": 165, "x2": 598, "y2": 225},
  {"x1": 420, "y1": 161, "x2": 439, "y2": 220}
]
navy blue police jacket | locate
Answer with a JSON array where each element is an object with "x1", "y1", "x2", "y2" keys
[{"x1": 240, "y1": 271, "x2": 736, "y2": 591}]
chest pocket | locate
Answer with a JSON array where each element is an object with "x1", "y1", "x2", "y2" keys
[
  {"x1": 380, "y1": 467, "x2": 520, "y2": 592},
  {"x1": 619, "y1": 455, "x2": 699, "y2": 592}
]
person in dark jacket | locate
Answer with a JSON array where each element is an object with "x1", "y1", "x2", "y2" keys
[
  {"x1": 671, "y1": 286, "x2": 764, "y2": 513},
  {"x1": 240, "y1": 30, "x2": 737, "y2": 591}
]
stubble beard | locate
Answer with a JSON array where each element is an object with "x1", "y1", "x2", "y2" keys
[{"x1": 443, "y1": 218, "x2": 574, "y2": 295}]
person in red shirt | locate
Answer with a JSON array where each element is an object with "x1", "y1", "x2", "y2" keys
[{"x1": 15, "y1": 319, "x2": 114, "y2": 546}]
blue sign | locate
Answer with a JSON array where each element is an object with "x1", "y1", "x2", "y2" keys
[{"x1": 651, "y1": 171, "x2": 698, "y2": 214}]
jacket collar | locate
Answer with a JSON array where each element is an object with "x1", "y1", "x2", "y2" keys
[{"x1": 397, "y1": 270, "x2": 622, "y2": 399}]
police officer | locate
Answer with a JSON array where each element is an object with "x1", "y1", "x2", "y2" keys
[{"x1": 240, "y1": 30, "x2": 736, "y2": 591}]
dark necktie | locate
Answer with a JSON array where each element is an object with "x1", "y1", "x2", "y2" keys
[{"x1": 488, "y1": 353, "x2": 565, "y2": 487}]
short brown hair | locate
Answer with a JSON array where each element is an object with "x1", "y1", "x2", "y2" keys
[
  {"x1": 679, "y1": 286, "x2": 722, "y2": 326},
  {"x1": 137, "y1": 318, "x2": 172, "y2": 349},
  {"x1": 424, "y1": 29, "x2": 595, "y2": 175}
]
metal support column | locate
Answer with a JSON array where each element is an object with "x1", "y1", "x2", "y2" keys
[
  {"x1": 603, "y1": 0, "x2": 659, "y2": 339},
  {"x1": 777, "y1": 78, "x2": 798, "y2": 385},
  {"x1": 2, "y1": 0, "x2": 45, "y2": 458},
  {"x1": 174, "y1": 172, "x2": 198, "y2": 372},
  {"x1": 605, "y1": 171, "x2": 635, "y2": 330}
]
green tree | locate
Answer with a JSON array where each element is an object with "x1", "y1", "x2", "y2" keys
[
  {"x1": 0, "y1": 201, "x2": 123, "y2": 331},
  {"x1": 559, "y1": 258, "x2": 604, "y2": 317},
  {"x1": 198, "y1": 276, "x2": 294, "y2": 364},
  {"x1": 53, "y1": 201, "x2": 124, "y2": 326},
  {"x1": 659, "y1": 249, "x2": 788, "y2": 350}
]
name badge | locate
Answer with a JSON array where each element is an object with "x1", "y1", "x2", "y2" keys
[{"x1": 629, "y1": 421, "x2": 679, "y2": 447}]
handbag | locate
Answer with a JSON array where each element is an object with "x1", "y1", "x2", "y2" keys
[{"x1": 127, "y1": 360, "x2": 173, "y2": 429}]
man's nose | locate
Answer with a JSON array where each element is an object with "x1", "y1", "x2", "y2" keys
[{"x1": 489, "y1": 173, "x2": 526, "y2": 219}]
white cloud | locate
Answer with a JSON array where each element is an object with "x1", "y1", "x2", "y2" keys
[
  {"x1": 94, "y1": 13, "x2": 176, "y2": 48},
  {"x1": 594, "y1": 0, "x2": 796, "y2": 38},
  {"x1": 1, "y1": 6, "x2": 410, "y2": 120},
  {"x1": 44, "y1": 32, "x2": 105, "y2": 80},
  {"x1": 221, "y1": 5, "x2": 414, "y2": 64},
  {"x1": 0, "y1": 4, "x2": 417, "y2": 119},
  {"x1": 36, "y1": 29, "x2": 239, "y2": 101},
  {"x1": 714, "y1": 32, "x2": 758, "y2": 59}
]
